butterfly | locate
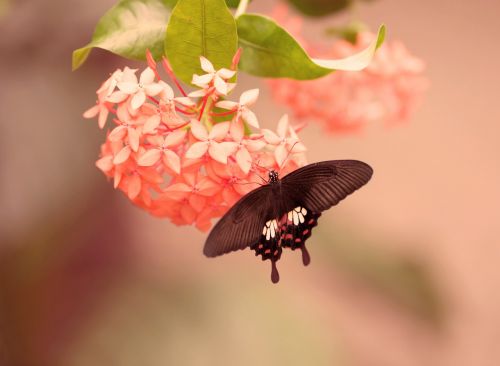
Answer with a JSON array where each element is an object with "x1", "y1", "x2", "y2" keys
[{"x1": 203, "y1": 160, "x2": 373, "y2": 283}]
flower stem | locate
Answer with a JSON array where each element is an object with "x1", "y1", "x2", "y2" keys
[
  {"x1": 210, "y1": 109, "x2": 237, "y2": 117},
  {"x1": 235, "y1": 0, "x2": 249, "y2": 18},
  {"x1": 162, "y1": 57, "x2": 187, "y2": 97}
]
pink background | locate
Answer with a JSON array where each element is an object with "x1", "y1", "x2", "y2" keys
[{"x1": 1, "y1": 0, "x2": 499, "y2": 365}]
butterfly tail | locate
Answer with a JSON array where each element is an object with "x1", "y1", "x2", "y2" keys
[
  {"x1": 301, "y1": 245, "x2": 311, "y2": 266},
  {"x1": 271, "y1": 260, "x2": 280, "y2": 284}
]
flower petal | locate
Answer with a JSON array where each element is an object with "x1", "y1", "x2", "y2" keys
[
  {"x1": 127, "y1": 174, "x2": 141, "y2": 200},
  {"x1": 213, "y1": 75, "x2": 227, "y2": 95},
  {"x1": 197, "y1": 177, "x2": 220, "y2": 196},
  {"x1": 96, "y1": 156, "x2": 113, "y2": 172},
  {"x1": 190, "y1": 120, "x2": 208, "y2": 141},
  {"x1": 209, "y1": 122, "x2": 229, "y2": 140},
  {"x1": 143, "y1": 115, "x2": 161, "y2": 134},
  {"x1": 145, "y1": 83, "x2": 163, "y2": 96},
  {"x1": 241, "y1": 109, "x2": 259, "y2": 128},
  {"x1": 114, "y1": 170, "x2": 122, "y2": 188},
  {"x1": 217, "y1": 68, "x2": 236, "y2": 80},
  {"x1": 137, "y1": 149, "x2": 161, "y2": 166},
  {"x1": 220, "y1": 141, "x2": 238, "y2": 156},
  {"x1": 117, "y1": 81, "x2": 138, "y2": 94},
  {"x1": 120, "y1": 67, "x2": 138, "y2": 83},
  {"x1": 262, "y1": 129, "x2": 281, "y2": 145},
  {"x1": 131, "y1": 90, "x2": 146, "y2": 110},
  {"x1": 163, "y1": 183, "x2": 191, "y2": 201},
  {"x1": 188, "y1": 89, "x2": 208, "y2": 98},
  {"x1": 139, "y1": 67, "x2": 156, "y2": 84},
  {"x1": 208, "y1": 142, "x2": 229, "y2": 164},
  {"x1": 274, "y1": 143, "x2": 288, "y2": 167},
  {"x1": 200, "y1": 56, "x2": 215, "y2": 73},
  {"x1": 277, "y1": 114, "x2": 289, "y2": 137},
  {"x1": 240, "y1": 88, "x2": 259, "y2": 106},
  {"x1": 97, "y1": 108, "x2": 109, "y2": 129},
  {"x1": 106, "y1": 91, "x2": 128, "y2": 103},
  {"x1": 236, "y1": 147, "x2": 252, "y2": 174},
  {"x1": 230, "y1": 120, "x2": 244, "y2": 141},
  {"x1": 174, "y1": 96, "x2": 195, "y2": 107},
  {"x1": 189, "y1": 194, "x2": 206, "y2": 212},
  {"x1": 127, "y1": 127, "x2": 140, "y2": 152},
  {"x1": 180, "y1": 204, "x2": 196, "y2": 224},
  {"x1": 164, "y1": 129, "x2": 187, "y2": 147},
  {"x1": 214, "y1": 100, "x2": 238, "y2": 110},
  {"x1": 159, "y1": 81, "x2": 174, "y2": 100},
  {"x1": 162, "y1": 150, "x2": 181, "y2": 174},
  {"x1": 116, "y1": 103, "x2": 131, "y2": 121},
  {"x1": 246, "y1": 138, "x2": 266, "y2": 152},
  {"x1": 222, "y1": 187, "x2": 241, "y2": 206},
  {"x1": 83, "y1": 104, "x2": 99, "y2": 119},
  {"x1": 113, "y1": 146, "x2": 131, "y2": 165},
  {"x1": 185, "y1": 141, "x2": 208, "y2": 159},
  {"x1": 192, "y1": 73, "x2": 213, "y2": 87},
  {"x1": 108, "y1": 125, "x2": 127, "y2": 142}
]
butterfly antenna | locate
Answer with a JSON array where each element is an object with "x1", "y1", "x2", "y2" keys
[
  {"x1": 247, "y1": 158, "x2": 269, "y2": 183},
  {"x1": 280, "y1": 141, "x2": 300, "y2": 169},
  {"x1": 233, "y1": 181, "x2": 264, "y2": 187},
  {"x1": 254, "y1": 158, "x2": 272, "y2": 173},
  {"x1": 271, "y1": 260, "x2": 280, "y2": 284}
]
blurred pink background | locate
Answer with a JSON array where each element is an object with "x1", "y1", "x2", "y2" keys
[{"x1": 1, "y1": 0, "x2": 500, "y2": 365}]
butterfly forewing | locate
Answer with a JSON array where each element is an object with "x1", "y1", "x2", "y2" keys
[
  {"x1": 203, "y1": 185, "x2": 274, "y2": 257},
  {"x1": 281, "y1": 160, "x2": 373, "y2": 212}
]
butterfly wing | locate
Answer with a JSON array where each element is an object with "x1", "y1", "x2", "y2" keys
[
  {"x1": 203, "y1": 185, "x2": 274, "y2": 257},
  {"x1": 281, "y1": 160, "x2": 373, "y2": 212}
]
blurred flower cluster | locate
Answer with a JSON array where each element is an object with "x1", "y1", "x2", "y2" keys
[
  {"x1": 268, "y1": 4, "x2": 429, "y2": 134},
  {"x1": 84, "y1": 53, "x2": 307, "y2": 231}
]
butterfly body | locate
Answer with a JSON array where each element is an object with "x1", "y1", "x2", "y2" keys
[{"x1": 203, "y1": 160, "x2": 373, "y2": 283}]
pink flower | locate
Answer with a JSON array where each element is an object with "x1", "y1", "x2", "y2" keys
[
  {"x1": 164, "y1": 172, "x2": 221, "y2": 213},
  {"x1": 117, "y1": 67, "x2": 164, "y2": 109},
  {"x1": 85, "y1": 53, "x2": 308, "y2": 232},
  {"x1": 229, "y1": 122, "x2": 266, "y2": 174},
  {"x1": 137, "y1": 129, "x2": 186, "y2": 174},
  {"x1": 185, "y1": 120, "x2": 236, "y2": 164},
  {"x1": 83, "y1": 87, "x2": 111, "y2": 129},
  {"x1": 192, "y1": 56, "x2": 236, "y2": 96},
  {"x1": 268, "y1": 5, "x2": 428, "y2": 133},
  {"x1": 108, "y1": 105, "x2": 141, "y2": 153},
  {"x1": 261, "y1": 115, "x2": 307, "y2": 167},
  {"x1": 215, "y1": 88, "x2": 260, "y2": 128}
]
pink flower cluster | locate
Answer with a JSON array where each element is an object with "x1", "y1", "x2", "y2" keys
[
  {"x1": 84, "y1": 53, "x2": 307, "y2": 231},
  {"x1": 268, "y1": 5, "x2": 429, "y2": 134}
]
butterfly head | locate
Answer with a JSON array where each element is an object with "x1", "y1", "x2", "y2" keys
[{"x1": 268, "y1": 170, "x2": 279, "y2": 184}]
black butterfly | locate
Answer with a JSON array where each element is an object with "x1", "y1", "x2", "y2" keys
[{"x1": 203, "y1": 160, "x2": 373, "y2": 283}]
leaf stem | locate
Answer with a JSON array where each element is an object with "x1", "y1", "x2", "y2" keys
[{"x1": 235, "y1": 0, "x2": 249, "y2": 18}]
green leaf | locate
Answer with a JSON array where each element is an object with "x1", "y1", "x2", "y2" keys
[
  {"x1": 72, "y1": 0, "x2": 175, "y2": 71},
  {"x1": 237, "y1": 14, "x2": 385, "y2": 80},
  {"x1": 325, "y1": 21, "x2": 368, "y2": 44},
  {"x1": 225, "y1": 0, "x2": 252, "y2": 8},
  {"x1": 287, "y1": 0, "x2": 351, "y2": 17},
  {"x1": 165, "y1": 0, "x2": 238, "y2": 85}
]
